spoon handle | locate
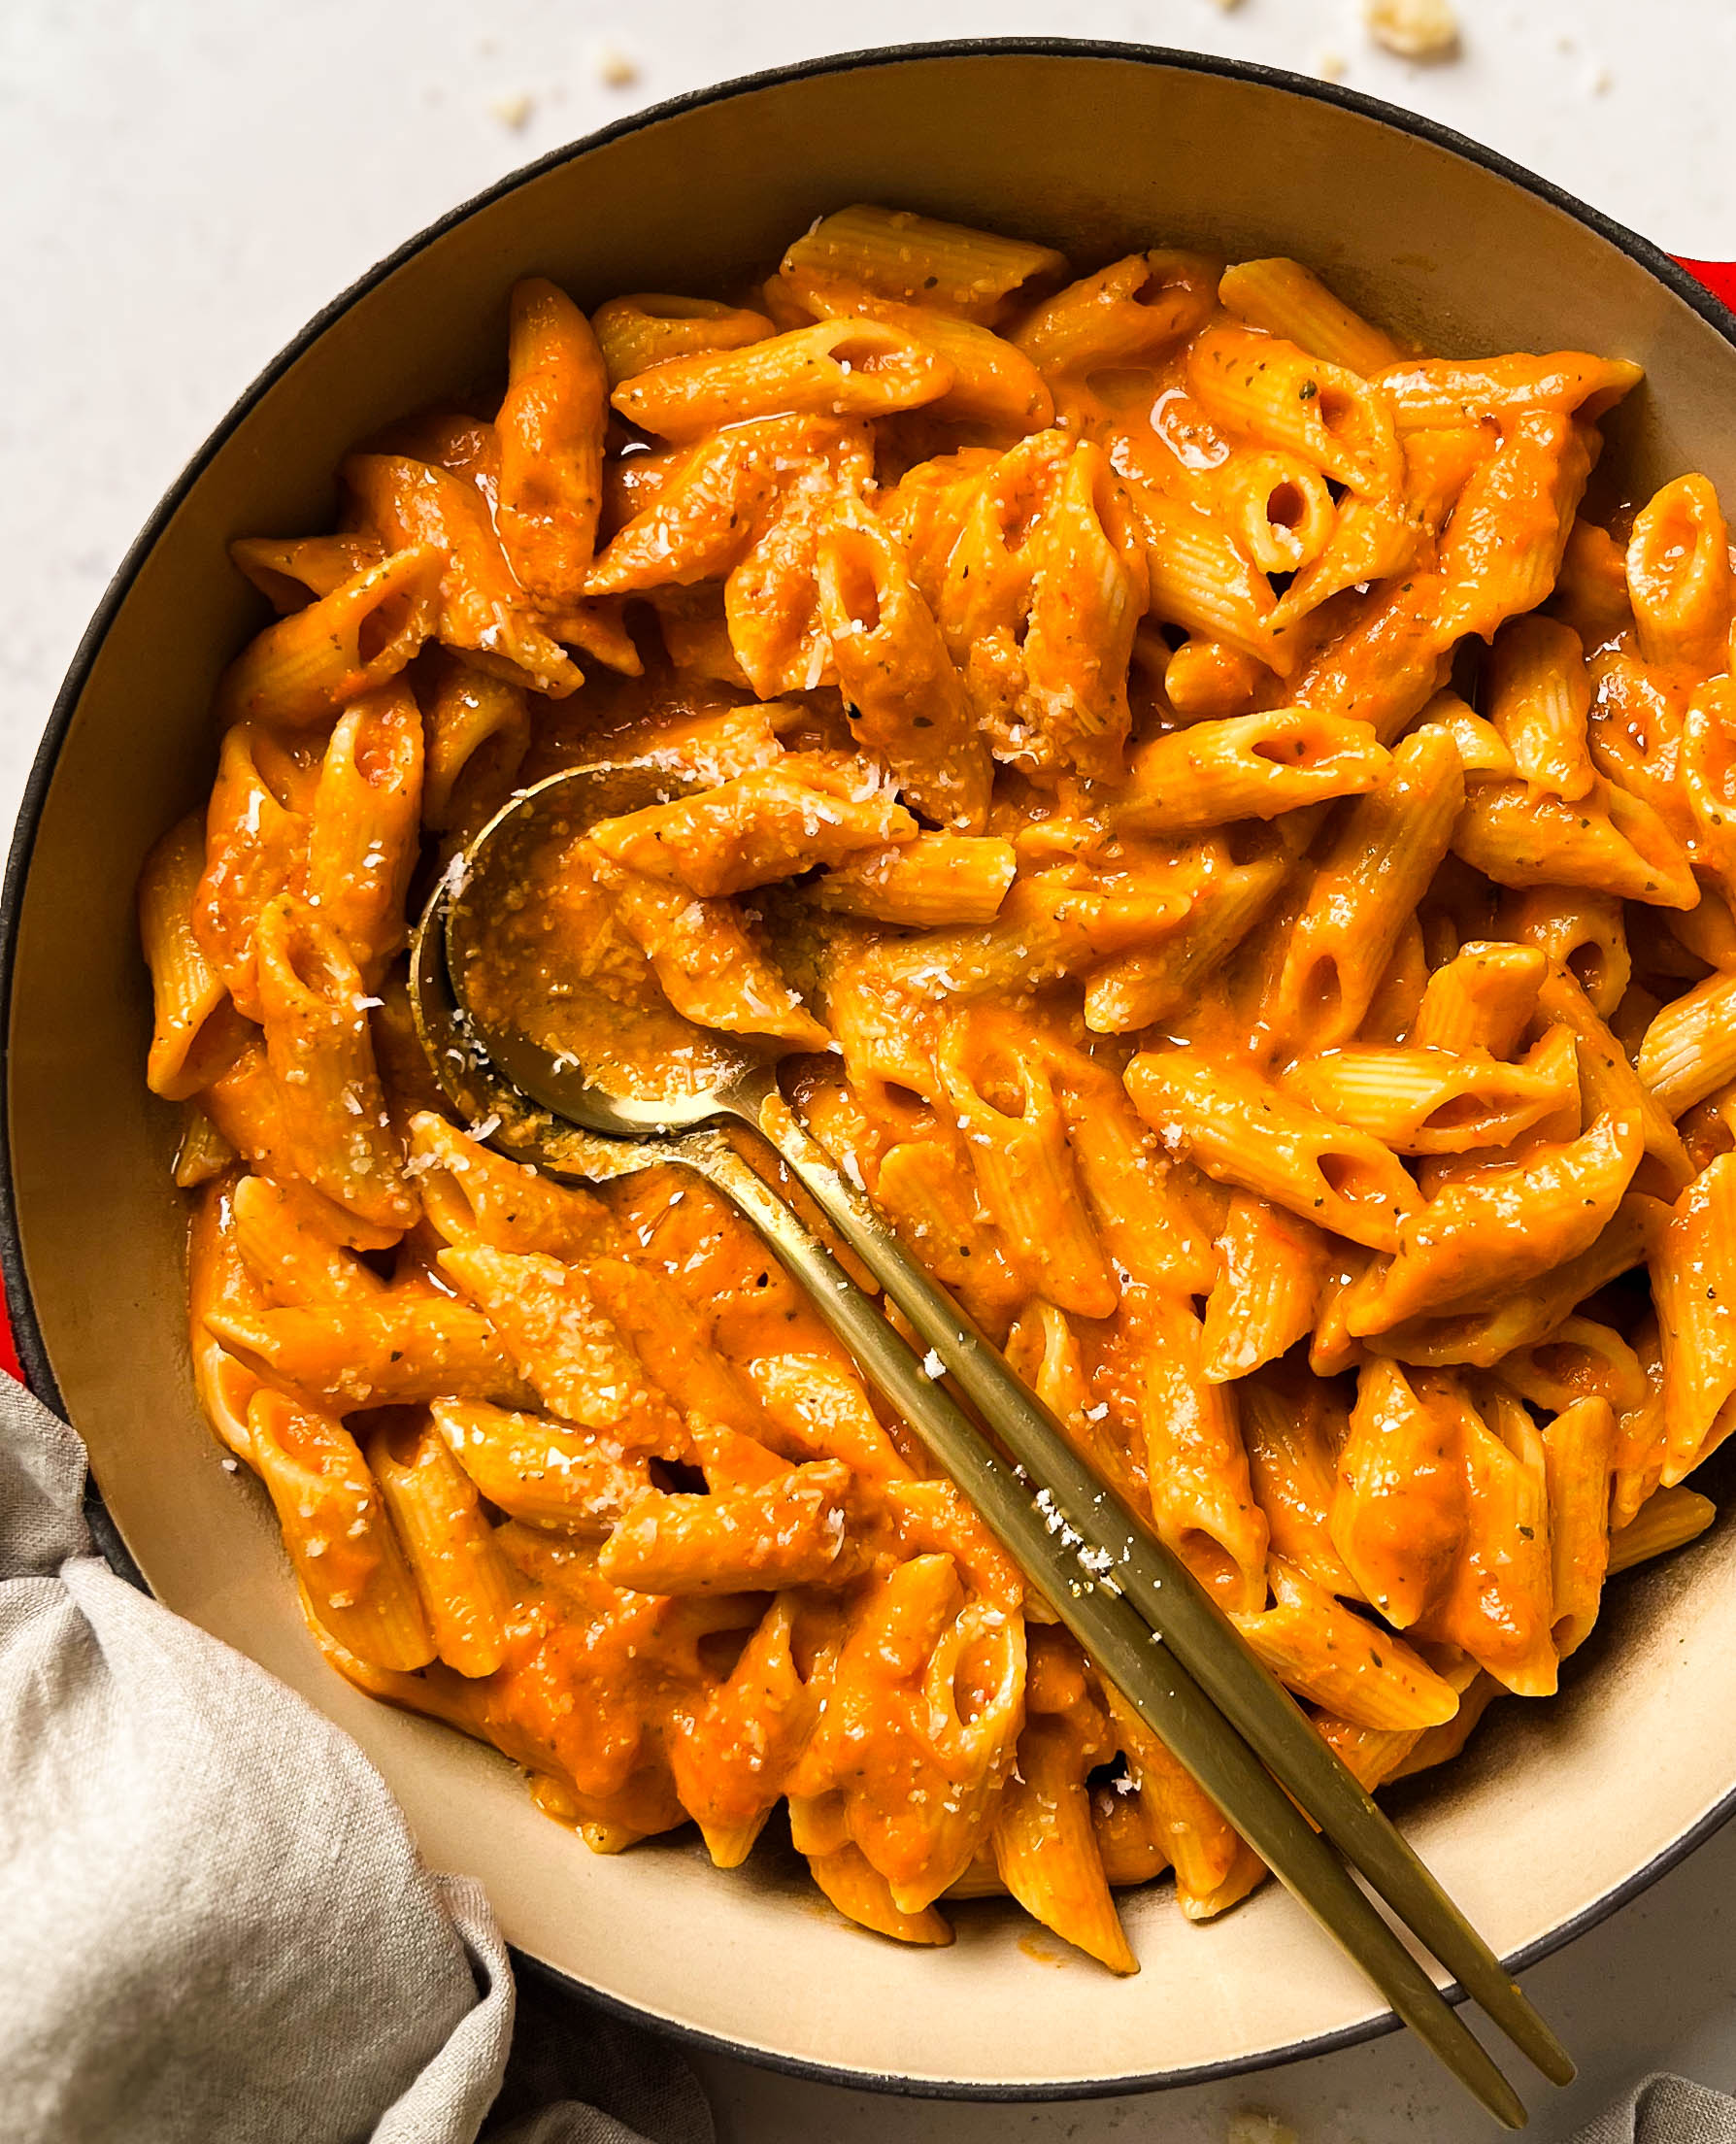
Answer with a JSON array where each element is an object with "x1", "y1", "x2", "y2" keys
[
  {"x1": 737, "y1": 1086, "x2": 1569, "y2": 2094},
  {"x1": 683, "y1": 1128, "x2": 1530, "y2": 2129}
]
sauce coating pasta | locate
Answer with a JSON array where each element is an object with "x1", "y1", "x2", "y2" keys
[{"x1": 142, "y1": 203, "x2": 1732, "y2": 1973}]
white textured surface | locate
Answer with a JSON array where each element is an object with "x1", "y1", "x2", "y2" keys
[{"x1": 5, "y1": 3, "x2": 1734, "y2": 2138}]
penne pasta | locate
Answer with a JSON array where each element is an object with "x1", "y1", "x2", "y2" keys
[
  {"x1": 1112, "y1": 709, "x2": 1390, "y2": 834},
  {"x1": 370, "y1": 1414, "x2": 522, "y2": 1677},
  {"x1": 495, "y1": 277, "x2": 609, "y2": 608},
  {"x1": 591, "y1": 292, "x2": 774, "y2": 386},
  {"x1": 214, "y1": 545, "x2": 443, "y2": 727},
  {"x1": 1124, "y1": 1048, "x2": 1419, "y2": 1253},
  {"x1": 613, "y1": 318, "x2": 954, "y2": 441},
  {"x1": 248, "y1": 1390, "x2": 435, "y2": 1671},
  {"x1": 1217, "y1": 256, "x2": 1402, "y2": 376},
  {"x1": 780, "y1": 204, "x2": 1068, "y2": 327}
]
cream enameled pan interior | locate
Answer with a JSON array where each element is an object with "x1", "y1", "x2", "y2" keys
[{"x1": 13, "y1": 49, "x2": 1736, "y2": 2095}]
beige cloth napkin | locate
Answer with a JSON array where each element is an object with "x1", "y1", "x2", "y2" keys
[
  {"x1": 1575, "y1": 2078, "x2": 1736, "y2": 2143},
  {"x1": 0, "y1": 1375, "x2": 712, "y2": 2144}
]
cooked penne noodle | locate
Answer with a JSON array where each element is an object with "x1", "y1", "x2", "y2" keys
[
  {"x1": 1267, "y1": 723, "x2": 1465, "y2": 1052},
  {"x1": 252, "y1": 894, "x2": 417, "y2": 1233},
  {"x1": 248, "y1": 1390, "x2": 434, "y2": 1671},
  {"x1": 1218, "y1": 256, "x2": 1402, "y2": 376},
  {"x1": 1346, "y1": 1029, "x2": 1643, "y2": 1336},
  {"x1": 1208, "y1": 446, "x2": 1328, "y2": 574},
  {"x1": 807, "y1": 833, "x2": 1016, "y2": 926},
  {"x1": 993, "y1": 1715, "x2": 1137, "y2": 1974},
  {"x1": 1626, "y1": 474, "x2": 1733, "y2": 676},
  {"x1": 1124, "y1": 478, "x2": 1283, "y2": 670},
  {"x1": 1648, "y1": 1154, "x2": 1736, "y2": 1483},
  {"x1": 1283, "y1": 1027, "x2": 1581, "y2": 1156},
  {"x1": 437, "y1": 1241, "x2": 684, "y2": 1449},
  {"x1": 1124, "y1": 1048, "x2": 1419, "y2": 1253},
  {"x1": 1331, "y1": 1361, "x2": 1470, "y2": 1627},
  {"x1": 589, "y1": 850, "x2": 830, "y2": 1051},
  {"x1": 1540, "y1": 1395, "x2": 1617, "y2": 1658},
  {"x1": 230, "y1": 1172, "x2": 386, "y2": 1306},
  {"x1": 938, "y1": 1018, "x2": 1117, "y2": 1319},
  {"x1": 432, "y1": 1397, "x2": 650, "y2": 1532},
  {"x1": 304, "y1": 685, "x2": 423, "y2": 983},
  {"x1": 1161, "y1": 637, "x2": 1267, "y2": 721},
  {"x1": 1186, "y1": 325, "x2": 1402, "y2": 497},
  {"x1": 1240, "y1": 1367, "x2": 1359, "y2": 1595},
  {"x1": 1419, "y1": 1390, "x2": 1556, "y2": 1697},
  {"x1": 1453, "y1": 770, "x2": 1697, "y2": 909},
  {"x1": 784, "y1": 266, "x2": 1054, "y2": 433},
  {"x1": 193, "y1": 722, "x2": 312, "y2": 1022},
  {"x1": 1485, "y1": 615, "x2": 1595, "y2": 801},
  {"x1": 613, "y1": 318, "x2": 954, "y2": 441},
  {"x1": 1607, "y1": 1485, "x2": 1717, "y2": 1573},
  {"x1": 1231, "y1": 1558, "x2": 1460, "y2": 1730},
  {"x1": 1378, "y1": 352, "x2": 1644, "y2": 432},
  {"x1": 591, "y1": 292, "x2": 774, "y2": 385},
  {"x1": 587, "y1": 757, "x2": 915, "y2": 896},
  {"x1": 1496, "y1": 889, "x2": 1629, "y2": 1021},
  {"x1": 1133, "y1": 1290, "x2": 1268, "y2": 1611},
  {"x1": 1084, "y1": 852, "x2": 1285, "y2": 1034},
  {"x1": 815, "y1": 512, "x2": 993, "y2": 829},
  {"x1": 1436, "y1": 410, "x2": 1595, "y2": 644},
  {"x1": 598, "y1": 1462, "x2": 851, "y2": 1593},
  {"x1": 214, "y1": 544, "x2": 442, "y2": 726},
  {"x1": 807, "y1": 1845, "x2": 953, "y2": 1947},
  {"x1": 1200, "y1": 1192, "x2": 1331, "y2": 1383},
  {"x1": 407, "y1": 1112, "x2": 615, "y2": 1261},
  {"x1": 1638, "y1": 970, "x2": 1736, "y2": 1117},
  {"x1": 1014, "y1": 249, "x2": 1219, "y2": 375},
  {"x1": 1413, "y1": 940, "x2": 1547, "y2": 1055},
  {"x1": 209, "y1": 1294, "x2": 522, "y2": 1409},
  {"x1": 1112, "y1": 708, "x2": 1389, "y2": 833},
  {"x1": 140, "y1": 815, "x2": 233, "y2": 1100},
  {"x1": 1681, "y1": 678, "x2": 1736, "y2": 902},
  {"x1": 1290, "y1": 571, "x2": 1452, "y2": 744},
  {"x1": 780, "y1": 204, "x2": 1068, "y2": 327},
  {"x1": 370, "y1": 1414, "x2": 522, "y2": 1677},
  {"x1": 493, "y1": 277, "x2": 609, "y2": 610},
  {"x1": 229, "y1": 532, "x2": 385, "y2": 612},
  {"x1": 419, "y1": 655, "x2": 530, "y2": 835},
  {"x1": 345, "y1": 453, "x2": 582, "y2": 699}
]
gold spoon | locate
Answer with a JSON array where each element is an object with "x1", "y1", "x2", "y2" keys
[{"x1": 409, "y1": 759, "x2": 1569, "y2": 2124}]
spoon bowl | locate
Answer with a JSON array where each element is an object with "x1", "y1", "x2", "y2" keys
[{"x1": 443, "y1": 759, "x2": 787, "y2": 1139}]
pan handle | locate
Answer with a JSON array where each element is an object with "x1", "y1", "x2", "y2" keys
[{"x1": 1673, "y1": 256, "x2": 1736, "y2": 311}]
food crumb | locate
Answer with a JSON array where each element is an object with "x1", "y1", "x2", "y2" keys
[
  {"x1": 1364, "y1": 0, "x2": 1461, "y2": 61},
  {"x1": 596, "y1": 42, "x2": 639, "y2": 87},
  {"x1": 489, "y1": 92, "x2": 535, "y2": 130},
  {"x1": 1316, "y1": 50, "x2": 1349, "y2": 80},
  {"x1": 1208, "y1": 0, "x2": 1246, "y2": 11},
  {"x1": 1227, "y1": 2116, "x2": 1299, "y2": 2144},
  {"x1": 1589, "y1": 64, "x2": 1614, "y2": 93}
]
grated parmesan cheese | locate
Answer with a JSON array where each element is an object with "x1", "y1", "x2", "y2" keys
[{"x1": 1364, "y1": 0, "x2": 1460, "y2": 61}]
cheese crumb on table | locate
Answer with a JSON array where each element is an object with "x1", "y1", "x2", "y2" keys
[
  {"x1": 1316, "y1": 50, "x2": 1349, "y2": 80},
  {"x1": 1364, "y1": 0, "x2": 1462, "y2": 61},
  {"x1": 488, "y1": 92, "x2": 535, "y2": 130},
  {"x1": 596, "y1": 43, "x2": 639, "y2": 87}
]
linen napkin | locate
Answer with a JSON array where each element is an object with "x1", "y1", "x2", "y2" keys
[
  {"x1": 0, "y1": 1371, "x2": 712, "y2": 2144},
  {"x1": 1576, "y1": 2077, "x2": 1736, "y2": 2143}
]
